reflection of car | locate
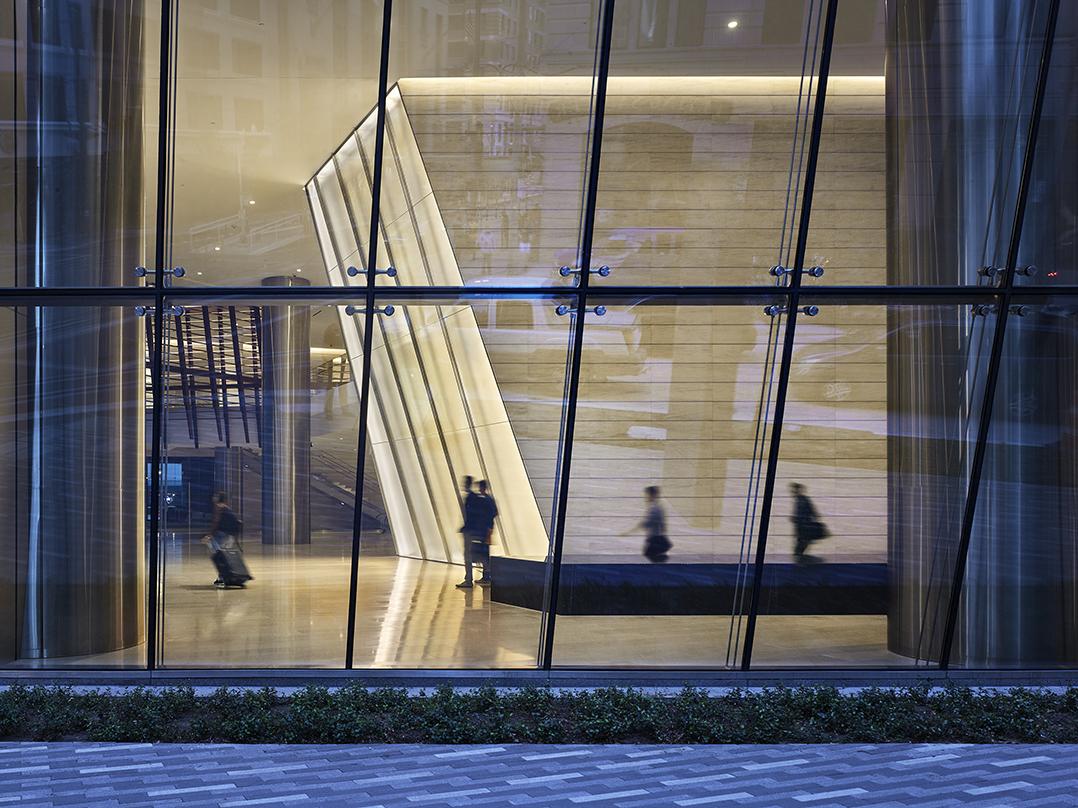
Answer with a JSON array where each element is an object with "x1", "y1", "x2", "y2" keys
[{"x1": 467, "y1": 298, "x2": 643, "y2": 371}]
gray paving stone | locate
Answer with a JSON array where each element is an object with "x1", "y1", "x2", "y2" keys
[{"x1": 1, "y1": 743, "x2": 1076, "y2": 806}]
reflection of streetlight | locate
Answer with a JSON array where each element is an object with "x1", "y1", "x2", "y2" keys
[{"x1": 727, "y1": 19, "x2": 739, "y2": 29}]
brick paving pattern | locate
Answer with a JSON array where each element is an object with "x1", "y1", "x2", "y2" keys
[{"x1": 0, "y1": 743, "x2": 1075, "y2": 806}]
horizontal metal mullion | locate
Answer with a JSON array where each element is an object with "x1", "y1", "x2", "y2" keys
[
  {"x1": 2, "y1": 284, "x2": 1076, "y2": 308},
  {"x1": 0, "y1": 287, "x2": 159, "y2": 305}
]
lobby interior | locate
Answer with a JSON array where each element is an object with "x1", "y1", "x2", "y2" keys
[{"x1": 1, "y1": 0, "x2": 1074, "y2": 673}]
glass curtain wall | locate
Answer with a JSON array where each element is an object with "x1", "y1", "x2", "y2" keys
[{"x1": 1, "y1": 0, "x2": 1076, "y2": 672}]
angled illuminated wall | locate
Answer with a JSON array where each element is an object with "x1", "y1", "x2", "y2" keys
[{"x1": 305, "y1": 86, "x2": 550, "y2": 563}]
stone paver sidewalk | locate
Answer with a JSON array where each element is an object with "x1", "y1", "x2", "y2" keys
[{"x1": 1, "y1": 742, "x2": 1075, "y2": 806}]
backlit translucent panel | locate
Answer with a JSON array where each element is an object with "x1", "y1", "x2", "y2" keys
[
  {"x1": 588, "y1": 0, "x2": 826, "y2": 287},
  {"x1": 159, "y1": 302, "x2": 363, "y2": 668},
  {"x1": 750, "y1": 304, "x2": 995, "y2": 668},
  {"x1": 350, "y1": 299, "x2": 572, "y2": 668},
  {"x1": 552, "y1": 303, "x2": 785, "y2": 668},
  {"x1": 169, "y1": 0, "x2": 383, "y2": 286},
  {"x1": 953, "y1": 301, "x2": 1078, "y2": 668}
]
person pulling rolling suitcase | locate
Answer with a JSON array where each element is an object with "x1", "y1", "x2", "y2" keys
[{"x1": 202, "y1": 492, "x2": 253, "y2": 589}]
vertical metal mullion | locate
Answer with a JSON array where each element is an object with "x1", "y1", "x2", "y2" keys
[
  {"x1": 739, "y1": 0, "x2": 839, "y2": 671},
  {"x1": 539, "y1": 0, "x2": 616, "y2": 672},
  {"x1": 146, "y1": 0, "x2": 175, "y2": 672},
  {"x1": 938, "y1": 0, "x2": 1061, "y2": 670},
  {"x1": 344, "y1": 0, "x2": 393, "y2": 671}
]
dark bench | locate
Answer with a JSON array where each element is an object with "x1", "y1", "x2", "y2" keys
[{"x1": 489, "y1": 556, "x2": 888, "y2": 615}]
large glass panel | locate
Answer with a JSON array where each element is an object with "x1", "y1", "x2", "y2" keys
[
  {"x1": 350, "y1": 296, "x2": 572, "y2": 668},
  {"x1": 750, "y1": 302, "x2": 996, "y2": 667},
  {"x1": 169, "y1": 1, "x2": 383, "y2": 287},
  {"x1": 0, "y1": 301, "x2": 153, "y2": 669},
  {"x1": 806, "y1": 0, "x2": 1053, "y2": 286},
  {"x1": 2, "y1": 2, "x2": 158, "y2": 288},
  {"x1": 951, "y1": 297, "x2": 1076, "y2": 668},
  {"x1": 369, "y1": 0, "x2": 603, "y2": 287},
  {"x1": 589, "y1": 0, "x2": 828, "y2": 286},
  {"x1": 158, "y1": 297, "x2": 362, "y2": 667},
  {"x1": 1015, "y1": 1, "x2": 1076, "y2": 288},
  {"x1": 551, "y1": 300, "x2": 785, "y2": 667}
]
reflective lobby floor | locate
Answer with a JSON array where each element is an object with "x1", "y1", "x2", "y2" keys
[{"x1": 18, "y1": 536, "x2": 909, "y2": 669}]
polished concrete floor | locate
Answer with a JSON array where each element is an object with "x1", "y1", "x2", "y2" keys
[{"x1": 19, "y1": 536, "x2": 909, "y2": 669}]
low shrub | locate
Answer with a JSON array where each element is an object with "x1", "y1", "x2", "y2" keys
[{"x1": 0, "y1": 685, "x2": 1077, "y2": 744}]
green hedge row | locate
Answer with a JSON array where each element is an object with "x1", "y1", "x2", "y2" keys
[{"x1": 2, "y1": 685, "x2": 1078, "y2": 744}]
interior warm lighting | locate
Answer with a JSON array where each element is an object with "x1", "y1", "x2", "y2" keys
[
  {"x1": 213, "y1": 246, "x2": 221, "y2": 251},
  {"x1": 248, "y1": 199, "x2": 256, "y2": 205},
  {"x1": 727, "y1": 19, "x2": 739, "y2": 29}
]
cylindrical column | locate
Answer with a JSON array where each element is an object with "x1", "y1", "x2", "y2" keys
[
  {"x1": 19, "y1": 1, "x2": 146, "y2": 658},
  {"x1": 260, "y1": 276, "x2": 311, "y2": 545},
  {"x1": 886, "y1": 0, "x2": 1076, "y2": 665}
]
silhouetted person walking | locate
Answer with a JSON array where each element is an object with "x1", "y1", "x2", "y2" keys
[
  {"x1": 457, "y1": 476, "x2": 483, "y2": 589},
  {"x1": 623, "y1": 485, "x2": 672, "y2": 562},
  {"x1": 790, "y1": 482, "x2": 829, "y2": 563},
  {"x1": 473, "y1": 480, "x2": 498, "y2": 587}
]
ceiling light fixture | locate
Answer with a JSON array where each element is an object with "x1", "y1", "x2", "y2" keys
[{"x1": 727, "y1": 19, "x2": 739, "y2": 29}]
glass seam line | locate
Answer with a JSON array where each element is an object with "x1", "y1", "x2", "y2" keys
[
  {"x1": 739, "y1": 0, "x2": 841, "y2": 672},
  {"x1": 938, "y1": 0, "x2": 1062, "y2": 670},
  {"x1": 540, "y1": 0, "x2": 617, "y2": 672},
  {"x1": 730, "y1": 0, "x2": 825, "y2": 667},
  {"x1": 345, "y1": 0, "x2": 393, "y2": 671},
  {"x1": 146, "y1": 0, "x2": 176, "y2": 672}
]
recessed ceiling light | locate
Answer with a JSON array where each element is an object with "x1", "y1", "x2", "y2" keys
[
  {"x1": 727, "y1": 19, "x2": 739, "y2": 29},
  {"x1": 248, "y1": 199, "x2": 256, "y2": 205},
  {"x1": 214, "y1": 246, "x2": 221, "y2": 251}
]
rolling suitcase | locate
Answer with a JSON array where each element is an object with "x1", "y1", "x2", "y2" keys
[{"x1": 210, "y1": 535, "x2": 252, "y2": 588}]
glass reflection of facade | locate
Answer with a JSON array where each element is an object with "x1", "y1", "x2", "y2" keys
[{"x1": 0, "y1": 0, "x2": 1074, "y2": 673}]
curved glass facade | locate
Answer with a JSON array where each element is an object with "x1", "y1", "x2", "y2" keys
[{"x1": 0, "y1": 0, "x2": 1075, "y2": 672}]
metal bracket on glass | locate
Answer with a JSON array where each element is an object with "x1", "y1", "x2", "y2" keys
[
  {"x1": 1009, "y1": 305, "x2": 1031, "y2": 317},
  {"x1": 763, "y1": 304, "x2": 819, "y2": 317},
  {"x1": 971, "y1": 303, "x2": 998, "y2": 317},
  {"x1": 555, "y1": 304, "x2": 606, "y2": 317},
  {"x1": 559, "y1": 265, "x2": 611, "y2": 282},
  {"x1": 344, "y1": 304, "x2": 395, "y2": 317},
  {"x1": 979, "y1": 265, "x2": 1004, "y2": 285},
  {"x1": 134, "y1": 266, "x2": 186, "y2": 286},
  {"x1": 1015, "y1": 265, "x2": 1037, "y2": 277},
  {"x1": 770, "y1": 265, "x2": 824, "y2": 279},
  {"x1": 346, "y1": 266, "x2": 398, "y2": 278},
  {"x1": 134, "y1": 305, "x2": 185, "y2": 317}
]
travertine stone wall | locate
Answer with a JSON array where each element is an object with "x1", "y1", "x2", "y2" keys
[{"x1": 323, "y1": 76, "x2": 886, "y2": 562}]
